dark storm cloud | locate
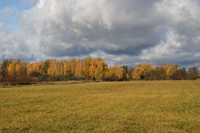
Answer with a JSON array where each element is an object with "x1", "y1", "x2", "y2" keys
[
  {"x1": 43, "y1": 43, "x2": 94, "y2": 57},
  {"x1": 19, "y1": 0, "x2": 167, "y2": 58}
]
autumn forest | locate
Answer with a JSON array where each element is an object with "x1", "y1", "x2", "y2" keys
[{"x1": 0, "y1": 57, "x2": 199, "y2": 85}]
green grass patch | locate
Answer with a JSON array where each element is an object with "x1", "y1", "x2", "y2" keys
[{"x1": 0, "y1": 81, "x2": 200, "y2": 132}]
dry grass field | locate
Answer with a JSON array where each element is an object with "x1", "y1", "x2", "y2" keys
[{"x1": 0, "y1": 81, "x2": 200, "y2": 132}]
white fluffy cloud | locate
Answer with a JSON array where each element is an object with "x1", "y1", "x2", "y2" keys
[
  {"x1": 0, "y1": 0, "x2": 200, "y2": 67},
  {"x1": 140, "y1": 0, "x2": 200, "y2": 68},
  {"x1": 19, "y1": 0, "x2": 165, "y2": 57},
  {"x1": 0, "y1": 23, "x2": 34, "y2": 60}
]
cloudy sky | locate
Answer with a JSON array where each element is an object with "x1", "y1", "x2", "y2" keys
[{"x1": 0, "y1": 0, "x2": 200, "y2": 68}]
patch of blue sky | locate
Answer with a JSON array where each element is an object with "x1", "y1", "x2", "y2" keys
[
  {"x1": 2, "y1": 16, "x2": 20, "y2": 31},
  {"x1": 0, "y1": 0, "x2": 34, "y2": 11},
  {"x1": 0, "y1": 0, "x2": 34, "y2": 31}
]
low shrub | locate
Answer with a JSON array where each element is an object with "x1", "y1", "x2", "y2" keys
[
  {"x1": 39, "y1": 74, "x2": 50, "y2": 81},
  {"x1": 30, "y1": 71, "x2": 41, "y2": 77},
  {"x1": 91, "y1": 76, "x2": 96, "y2": 81},
  {"x1": 64, "y1": 74, "x2": 86, "y2": 81},
  {"x1": 10, "y1": 81, "x2": 31, "y2": 86}
]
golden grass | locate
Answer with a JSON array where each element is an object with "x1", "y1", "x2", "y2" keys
[{"x1": 0, "y1": 81, "x2": 200, "y2": 132}]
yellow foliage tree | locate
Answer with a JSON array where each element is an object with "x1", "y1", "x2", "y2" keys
[
  {"x1": 63, "y1": 60, "x2": 68, "y2": 75},
  {"x1": 94, "y1": 61, "x2": 108, "y2": 80},
  {"x1": 15, "y1": 63, "x2": 22, "y2": 78},
  {"x1": 21, "y1": 61, "x2": 27, "y2": 77},
  {"x1": 142, "y1": 64, "x2": 152, "y2": 72},
  {"x1": 68, "y1": 58, "x2": 76, "y2": 74},
  {"x1": 33, "y1": 62, "x2": 41, "y2": 72},
  {"x1": 47, "y1": 59, "x2": 56, "y2": 75},
  {"x1": 132, "y1": 67, "x2": 144, "y2": 80},
  {"x1": 167, "y1": 67, "x2": 173, "y2": 77},
  {"x1": 75, "y1": 59, "x2": 82, "y2": 77},
  {"x1": 89, "y1": 60, "x2": 97, "y2": 78},
  {"x1": 55, "y1": 60, "x2": 63, "y2": 75},
  {"x1": 164, "y1": 63, "x2": 180, "y2": 72},
  {"x1": 82, "y1": 58, "x2": 90, "y2": 79},
  {"x1": 126, "y1": 73, "x2": 130, "y2": 79},
  {"x1": 116, "y1": 65, "x2": 124, "y2": 79},
  {"x1": 109, "y1": 64, "x2": 124, "y2": 80},
  {"x1": 26, "y1": 62, "x2": 33, "y2": 76},
  {"x1": 8, "y1": 61, "x2": 16, "y2": 78}
]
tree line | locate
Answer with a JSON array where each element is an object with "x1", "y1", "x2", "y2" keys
[{"x1": 0, "y1": 57, "x2": 199, "y2": 84}]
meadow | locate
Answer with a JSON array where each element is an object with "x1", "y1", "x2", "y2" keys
[{"x1": 0, "y1": 81, "x2": 200, "y2": 132}]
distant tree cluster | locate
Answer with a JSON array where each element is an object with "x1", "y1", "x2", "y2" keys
[
  {"x1": 0, "y1": 57, "x2": 199, "y2": 85},
  {"x1": 0, "y1": 57, "x2": 125, "y2": 84},
  {"x1": 132, "y1": 63, "x2": 199, "y2": 80}
]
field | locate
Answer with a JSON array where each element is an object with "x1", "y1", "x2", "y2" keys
[{"x1": 1, "y1": 81, "x2": 200, "y2": 132}]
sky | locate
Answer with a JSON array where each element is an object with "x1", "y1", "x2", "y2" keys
[{"x1": 0, "y1": 0, "x2": 200, "y2": 69}]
